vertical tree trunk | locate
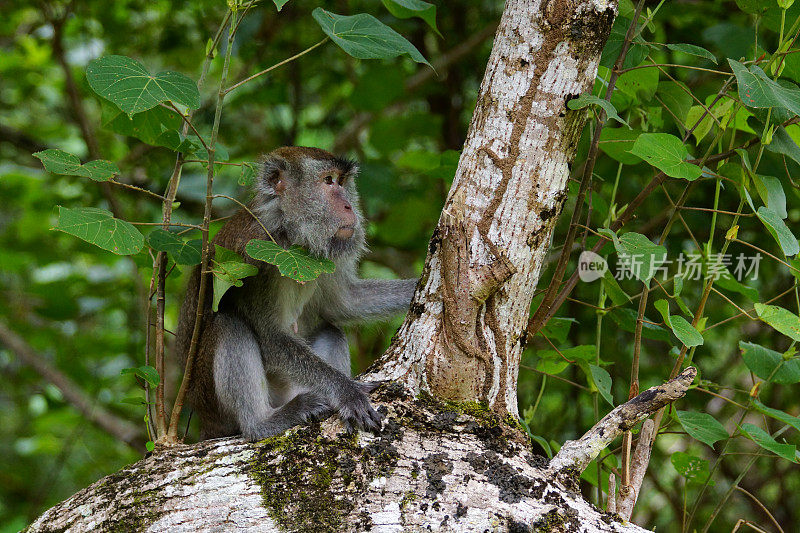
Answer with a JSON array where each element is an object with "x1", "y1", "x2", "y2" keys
[{"x1": 369, "y1": 0, "x2": 617, "y2": 416}]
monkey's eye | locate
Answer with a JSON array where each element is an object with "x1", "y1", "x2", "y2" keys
[{"x1": 323, "y1": 174, "x2": 334, "y2": 185}]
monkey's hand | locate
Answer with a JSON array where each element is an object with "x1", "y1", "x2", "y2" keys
[{"x1": 332, "y1": 380, "x2": 383, "y2": 433}]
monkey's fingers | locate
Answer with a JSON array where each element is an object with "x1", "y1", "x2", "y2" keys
[{"x1": 357, "y1": 381, "x2": 384, "y2": 394}]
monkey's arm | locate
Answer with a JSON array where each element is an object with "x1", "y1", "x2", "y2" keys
[
  {"x1": 323, "y1": 278, "x2": 417, "y2": 323},
  {"x1": 259, "y1": 327, "x2": 382, "y2": 431}
]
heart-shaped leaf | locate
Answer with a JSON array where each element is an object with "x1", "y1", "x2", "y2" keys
[
  {"x1": 87, "y1": 55, "x2": 200, "y2": 117},
  {"x1": 273, "y1": 0, "x2": 291, "y2": 11},
  {"x1": 147, "y1": 229, "x2": 202, "y2": 265},
  {"x1": 34, "y1": 149, "x2": 119, "y2": 182},
  {"x1": 312, "y1": 8, "x2": 431, "y2": 67},
  {"x1": 655, "y1": 300, "x2": 704, "y2": 347},
  {"x1": 53, "y1": 207, "x2": 144, "y2": 255},
  {"x1": 629, "y1": 133, "x2": 702, "y2": 180},
  {"x1": 246, "y1": 239, "x2": 336, "y2": 282}
]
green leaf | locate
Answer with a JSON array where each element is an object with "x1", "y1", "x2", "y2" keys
[
  {"x1": 655, "y1": 299, "x2": 704, "y2": 347},
  {"x1": 239, "y1": 162, "x2": 258, "y2": 186},
  {"x1": 272, "y1": 0, "x2": 290, "y2": 11},
  {"x1": 629, "y1": 133, "x2": 702, "y2": 180},
  {"x1": 755, "y1": 303, "x2": 800, "y2": 342},
  {"x1": 715, "y1": 266, "x2": 759, "y2": 302},
  {"x1": 607, "y1": 230, "x2": 668, "y2": 283},
  {"x1": 147, "y1": 229, "x2": 202, "y2": 265},
  {"x1": 608, "y1": 308, "x2": 671, "y2": 342},
  {"x1": 120, "y1": 365, "x2": 160, "y2": 387},
  {"x1": 535, "y1": 357, "x2": 569, "y2": 375},
  {"x1": 53, "y1": 207, "x2": 144, "y2": 255},
  {"x1": 246, "y1": 239, "x2": 336, "y2": 282},
  {"x1": 602, "y1": 269, "x2": 631, "y2": 306},
  {"x1": 615, "y1": 66, "x2": 659, "y2": 105},
  {"x1": 34, "y1": 149, "x2": 119, "y2": 182},
  {"x1": 567, "y1": 94, "x2": 629, "y2": 128},
  {"x1": 739, "y1": 423, "x2": 797, "y2": 462},
  {"x1": 671, "y1": 451, "x2": 714, "y2": 485},
  {"x1": 86, "y1": 55, "x2": 200, "y2": 117},
  {"x1": 600, "y1": 17, "x2": 649, "y2": 69},
  {"x1": 538, "y1": 317, "x2": 576, "y2": 344},
  {"x1": 537, "y1": 345, "x2": 597, "y2": 362},
  {"x1": 756, "y1": 206, "x2": 799, "y2": 256},
  {"x1": 752, "y1": 175, "x2": 786, "y2": 219},
  {"x1": 588, "y1": 364, "x2": 614, "y2": 406},
  {"x1": 381, "y1": 0, "x2": 441, "y2": 36},
  {"x1": 729, "y1": 59, "x2": 800, "y2": 116},
  {"x1": 752, "y1": 400, "x2": 800, "y2": 433},
  {"x1": 739, "y1": 341, "x2": 800, "y2": 384},
  {"x1": 656, "y1": 81, "x2": 693, "y2": 127},
  {"x1": 670, "y1": 315, "x2": 704, "y2": 347},
  {"x1": 211, "y1": 259, "x2": 259, "y2": 312},
  {"x1": 676, "y1": 410, "x2": 729, "y2": 448},
  {"x1": 312, "y1": 8, "x2": 431, "y2": 67},
  {"x1": 100, "y1": 102, "x2": 184, "y2": 149},
  {"x1": 145, "y1": 441, "x2": 156, "y2": 452},
  {"x1": 599, "y1": 127, "x2": 642, "y2": 164},
  {"x1": 665, "y1": 43, "x2": 717, "y2": 64}
]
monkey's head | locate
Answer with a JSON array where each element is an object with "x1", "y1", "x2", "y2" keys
[{"x1": 257, "y1": 147, "x2": 365, "y2": 259}]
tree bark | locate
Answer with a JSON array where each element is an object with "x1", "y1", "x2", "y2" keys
[
  {"x1": 24, "y1": 1, "x2": 697, "y2": 532},
  {"x1": 367, "y1": 0, "x2": 617, "y2": 417},
  {"x1": 29, "y1": 387, "x2": 651, "y2": 533}
]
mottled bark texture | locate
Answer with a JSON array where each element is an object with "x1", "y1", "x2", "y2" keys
[
  {"x1": 367, "y1": 0, "x2": 617, "y2": 417},
  {"x1": 28, "y1": 387, "x2": 649, "y2": 532}
]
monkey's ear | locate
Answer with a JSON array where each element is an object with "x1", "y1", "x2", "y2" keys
[{"x1": 260, "y1": 156, "x2": 288, "y2": 195}]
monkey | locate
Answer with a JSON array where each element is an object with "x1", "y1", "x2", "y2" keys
[{"x1": 175, "y1": 146, "x2": 418, "y2": 441}]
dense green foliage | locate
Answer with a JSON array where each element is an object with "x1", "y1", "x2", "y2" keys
[{"x1": 1, "y1": 0, "x2": 800, "y2": 530}]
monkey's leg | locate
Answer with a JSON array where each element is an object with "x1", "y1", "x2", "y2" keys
[
  {"x1": 258, "y1": 328, "x2": 383, "y2": 433},
  {"x1": 212, "y1": 315, "x2": 333, "y2": 440}
]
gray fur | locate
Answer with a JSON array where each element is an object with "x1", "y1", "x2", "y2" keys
[{"x1": 175, "y1": 147, "x2": 417, "y2": 441}]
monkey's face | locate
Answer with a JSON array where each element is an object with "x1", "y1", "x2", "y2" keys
[{"x1": 259, "y1": 148, "x2": 365, "y2": 259}]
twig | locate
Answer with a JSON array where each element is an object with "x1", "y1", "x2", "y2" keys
[
  {"x1": 616, "y1": 418, "x2": 655, "y2": 520},
  {"x1": 224, "y1": 38, "x2": 329, "y2": 95},
  {"x1": 549, "y1": 367, "x2": 696, "y2": 472},
  {"x1": 166, "y1": 8, "x2": 237, "y2": 440}
]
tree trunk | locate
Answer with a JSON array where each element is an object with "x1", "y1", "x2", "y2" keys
[
  {"x1": 368, "y1": 0, "x2": 616, "y2": 417},
  {"x1": 26, "y1": 1, "x2": 673, "y2": 532}
]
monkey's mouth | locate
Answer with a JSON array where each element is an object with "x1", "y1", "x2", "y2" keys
[{"x1": 334, "y1": 225, "x2": 355, "y2": 239}]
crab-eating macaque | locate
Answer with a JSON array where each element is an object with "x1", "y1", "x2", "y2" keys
[{"x1": 175, "y1": 147, "x2": 417, "y2": 440}]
